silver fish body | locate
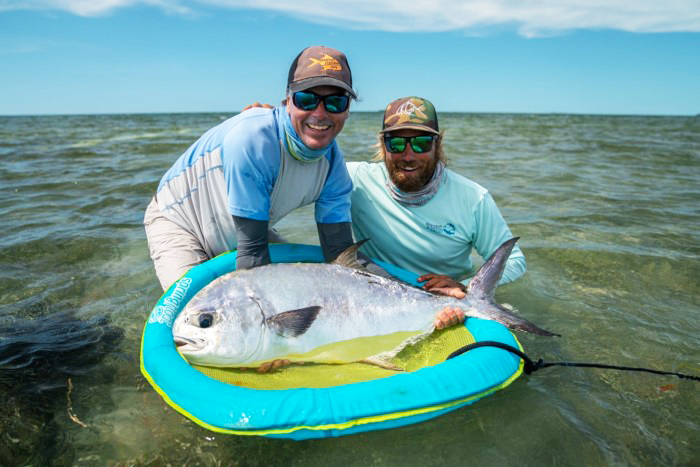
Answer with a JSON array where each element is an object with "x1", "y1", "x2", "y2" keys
[{"x1": 172, "y1": 238, "x2": 557, "y2": 367}]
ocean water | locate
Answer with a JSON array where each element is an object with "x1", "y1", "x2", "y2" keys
[{"x1": 0, "y1": 111, "x2": 698, "y2": 465}]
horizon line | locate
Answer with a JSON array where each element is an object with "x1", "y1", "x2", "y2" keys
[{"x1": 1, "y1": 110, "x2": 697, "y2": 118}]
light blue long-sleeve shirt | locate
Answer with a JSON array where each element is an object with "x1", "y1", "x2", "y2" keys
[{"x1": 347, "y1": 162, "x2": 525, "y2": 286}]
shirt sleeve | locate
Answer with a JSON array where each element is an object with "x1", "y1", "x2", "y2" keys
[
  {"x1": 469, "y1": 192, "x2": 526, "y2": 285},
  {"x1": 314, "y1": 145, "x2": 352, "y2": 224},
  {"x1": 232, "y1": 215, "x2": 271, "y2": 269},
  {"x1": 316, "y1": 221, "x2": 354, "y2": 262},
  {"x1": 221, "y1": 116, "x2": 279, "y2": 221},
  {"x1": 345, "y1": 161, "x2": 360, "y2": 182}
]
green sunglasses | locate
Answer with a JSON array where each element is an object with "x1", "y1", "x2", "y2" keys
[
  {"x1": 292, "y1": 91, "x2": 350, "y2": 114},
  {"x1": 384, "y1": 135, "x2": 436, "y2": 154}
]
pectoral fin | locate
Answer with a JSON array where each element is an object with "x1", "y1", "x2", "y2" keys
[{"x1": 265, "y1": 306, "x2": 321, "y2": 338}]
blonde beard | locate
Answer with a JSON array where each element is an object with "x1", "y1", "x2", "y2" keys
[{"x1": 385, "y1": 156, "x2": 438, "y2": 192}]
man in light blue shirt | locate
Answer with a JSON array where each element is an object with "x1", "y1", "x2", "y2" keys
[
  {"x1": 145, "y1": 46, "x2": 359, "y2": 296},
  {"x1": 347, "y1": 97, "x2": 526, "y2": 329}
]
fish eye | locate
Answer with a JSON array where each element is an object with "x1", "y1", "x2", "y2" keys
[{"x1": 198, "y1": 313, "x2": 214, "y2": 328}]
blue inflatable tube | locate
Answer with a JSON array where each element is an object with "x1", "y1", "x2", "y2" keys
[{"x1": 141, "y1": 244, "x2": 524, "y2": 439}]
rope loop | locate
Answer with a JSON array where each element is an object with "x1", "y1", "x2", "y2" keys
[{"x1": 446, "y1": 341, "x2": 700, "y2": 381}]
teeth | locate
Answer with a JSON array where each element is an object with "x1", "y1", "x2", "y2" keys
[{"x1": 308, "y1": 123, "x2": 330, "y2": 130}]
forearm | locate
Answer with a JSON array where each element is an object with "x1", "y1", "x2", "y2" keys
[
  {"x1": 233, "y1": 215, "x2": 271, "y2": 270},
  {"x1": 316, "y1": 222, "x2": 355, "y2": 262}
]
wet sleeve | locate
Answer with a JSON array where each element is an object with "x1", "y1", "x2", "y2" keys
[
  {"x1": 314, "y1": 146, "x2": 352, "y2": 224},
  {"x1": 233, "y1": 215, "x2": 271, "y2": 269},
  {"x1": 316, "y1": 222, "x2": 354, "y2": 262},
  {"x1": 471, "y1": 193, "x2": 526, "y2": 285}
]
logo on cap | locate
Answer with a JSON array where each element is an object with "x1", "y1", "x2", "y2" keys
[
  {"x1": 385, "y1": 99, "x2": 428, "y2": 126},
  {"x1": 308, "y1": 54, "x2": 343, "y2": 72}
]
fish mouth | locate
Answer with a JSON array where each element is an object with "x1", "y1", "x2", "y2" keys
[{"x1": 174, "y1": 336, "x2": 205, "y2": 351}]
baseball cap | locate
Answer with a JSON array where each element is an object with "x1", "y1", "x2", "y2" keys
[
  {"x1": 380, "y1": 97, "x2": 439, "y2": 135},
  {"x1": 287, "y1": 46, "x2": 357, "y2": 98}
]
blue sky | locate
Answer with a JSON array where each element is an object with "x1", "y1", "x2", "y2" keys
[{"x1": 1, "y1": 1, "x2": 699, "y2": 116}]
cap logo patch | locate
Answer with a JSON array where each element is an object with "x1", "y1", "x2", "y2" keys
[
  {"x1": 307, "y1": 54, "x2": 342, "y2": 71},
  {"x1": 385, "y1": 100, "x2": 427, "y2": 126}
]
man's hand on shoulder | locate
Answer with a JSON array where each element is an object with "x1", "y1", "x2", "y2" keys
[
  {"x1": 418, "y1": 273, "x2": 466, "y2": 299},
  {"x1": 241, "y1": 102, "x2": 274, "y2": 112}
]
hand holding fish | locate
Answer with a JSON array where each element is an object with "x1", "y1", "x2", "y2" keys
[
  {"x1": 434, "y1": 306, "x2": 466, "y2": 330},
  {"x1": 257, "y1": 359, "x2": 291, "y2": 373},
  {"x1": 418, "y1": 273, "x2": 466, "y2": 299}
]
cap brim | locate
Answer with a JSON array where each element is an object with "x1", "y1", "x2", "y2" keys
[
  {"x1": 288, "y1": 77, "x2": 357, "y2": 99},
  {"x1": 380, "y1": 124, "x2": 440, "y2": 135}
]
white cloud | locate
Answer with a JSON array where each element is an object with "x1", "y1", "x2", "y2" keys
[
  {"x1": 2, "y1": 0, "x2": 699, "y2": 35},
  {"x1": 0, "y1": 0, "x2": 190, "y2": 16}
]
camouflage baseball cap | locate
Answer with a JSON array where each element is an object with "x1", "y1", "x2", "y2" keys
[
  {"x1": 287, "y1": 46, "x2": 357, "y2": 98},
  {"x1": 380, "y1": 97, "x2": 439, "y2": 135}
]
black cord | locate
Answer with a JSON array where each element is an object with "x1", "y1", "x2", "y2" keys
[{"x1": 446, "y1": 341, "x2": 700, "y2": 381}]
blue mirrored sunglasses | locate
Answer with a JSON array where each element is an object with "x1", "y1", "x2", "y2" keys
[{"x1": 292, "y1": 91, "x2": 350, "y2": 114}]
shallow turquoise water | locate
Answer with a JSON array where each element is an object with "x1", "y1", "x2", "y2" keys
[{"x1": 0, "y1": 112, "x2": 698, "y2": 464}]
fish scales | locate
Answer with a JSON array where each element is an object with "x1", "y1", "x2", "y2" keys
[
  {"x1": 173, "y1": 238, "x2": 558, "y2": 367},
  {"x1": 241, "y1": 263, "x2": 451, "y2": 336}
]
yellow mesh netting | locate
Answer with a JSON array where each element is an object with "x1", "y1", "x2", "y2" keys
[{"x1": 192, "y1": 326, "x2": 475, "y2": 390}]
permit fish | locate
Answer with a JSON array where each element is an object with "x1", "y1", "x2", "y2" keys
[{"x1": 172, "y1": 238, "x2": 557, "y2": 368}]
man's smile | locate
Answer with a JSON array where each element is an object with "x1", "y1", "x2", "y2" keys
[{"x1": 307, "y1": 122, "x2": 331, "y2": 131}]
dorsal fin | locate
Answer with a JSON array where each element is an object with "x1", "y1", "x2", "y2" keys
[
  {"x1": 467, "y1": 237, "x2": 519, "y2": 301},
  {"x1": 332, "y1": 239, "x2": 369, "y2": 270}
]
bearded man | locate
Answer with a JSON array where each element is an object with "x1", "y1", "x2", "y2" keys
[{"x1": 346, "y1": 97, "x2": 525, "y2": 327}]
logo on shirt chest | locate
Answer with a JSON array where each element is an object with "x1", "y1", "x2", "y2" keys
[{"x1": 425, "y1": 222, "x2": 456, "y2": 236}]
